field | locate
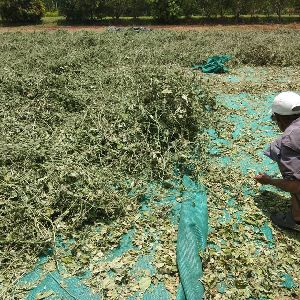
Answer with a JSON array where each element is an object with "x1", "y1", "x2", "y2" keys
[
  {"x1": 0, "y1": 19, "x2": 300, "y2": 33},
  {"x1": 0, "y1": 15, "x2": 300, "y2": 33},
  {"x1": 0, "y1": 28, "x2": 300, "y2": 299}
]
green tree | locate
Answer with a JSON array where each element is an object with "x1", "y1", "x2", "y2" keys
[
  {"x1": 229, "y1": 0, "x2": 246, "y2": 19},
  {"x1": 198, "y1": 0, "x2": 216, "y2": 18},
  {"x1": 295, "y1": 0, "x2": 300, "y2": 15},
  {"x1": 59, "y1": 0, "x2": 99, "y2": 20},
  {"x1": 260, "y1": 0, "x2": 273, "y2": 17},
  {"x1": 0, "y1": 0, "x2": 45, "y2": 22},
  {"x1": 243, "y1": 0, "x2": 261, "y2": 17},
  {"x1": 43, "y1": 0, "x2": 58, "y2": 11},
  {"x1": 148, "y1": 0, "x2": 182, "y2": 22},
  {"x1": 181, "y1": 0, "x2": 199, "y2": 18},
  {"x1": 127, "y1": 0, "x2": 149, "y2": 18},
  {"x1": 287, "y1": 0, "x2": 300, "y2": 15},
  {"x1": 104, "y1": 0, "x2": 130, "y2": 19},
  {"x1": 272, "y1": 0, "x2": 290, "y2": 20},
  {"x1": 216, "y1": 0, "x2": 231, "y2": 18}
]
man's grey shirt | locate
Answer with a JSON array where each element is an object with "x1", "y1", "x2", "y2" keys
[{"x1": 264, "y1": 116, "x2": 300, "y2": 181}]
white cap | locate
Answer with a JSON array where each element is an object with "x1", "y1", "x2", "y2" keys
[{"x1": 271, "y1": 92, "x2": 300, "y2": 115}]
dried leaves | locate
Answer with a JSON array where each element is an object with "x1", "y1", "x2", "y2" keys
[{"x1": 201, "y1": 67, "x2": 300, "y2": 299}]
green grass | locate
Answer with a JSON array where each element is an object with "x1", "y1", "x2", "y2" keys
[
  {"x1": 43, "y1": 16, "x2": 64, "y2": 24},
  {"x1": 44, "y1": 11, "x2": 60, "y2": 18}
]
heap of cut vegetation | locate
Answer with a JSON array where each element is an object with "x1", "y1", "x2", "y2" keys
[
  {"x1": 0, "y1": 30, "x2": 215, "y2": 293},
  {"x1": 0, "y1": 29, "x2": 300, "y2": 297}
]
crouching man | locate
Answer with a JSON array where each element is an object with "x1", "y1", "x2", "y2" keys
[{"x1": 255, "y1": 91, "x2": 300, "y2": 232}]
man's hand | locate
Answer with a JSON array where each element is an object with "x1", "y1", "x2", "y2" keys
[
  {"x1": 254, "y1": 173, "x2": 300, "y2": 194},
  {"x1": 254, "y1": 173, "x2": 272, "y2": 185}
]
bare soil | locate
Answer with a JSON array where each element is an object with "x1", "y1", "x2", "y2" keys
[{"x1": 0, "y1": 23, "x2": 299, "y2": 33}]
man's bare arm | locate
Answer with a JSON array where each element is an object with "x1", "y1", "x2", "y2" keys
[{"x1": 254, "y1": 173, "x2": 300, "y2": 194}]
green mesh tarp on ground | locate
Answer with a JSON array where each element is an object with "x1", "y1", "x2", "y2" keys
[
  {"x1": 19, "y1": 67, "x2": 299, "y2": 300},
  {"x1": 192, "y1": 55, "x2": 231, "y2": 74},
  {"x1": 176, "y1": 177, "x2": 208, "y2": 300},
  {"x1": 205, "y1": 72, "x2": 299, "y2": 297},
  {"x1": 20, "y1": 175, "x2": 208, "y2": 300},
  {"x1": 206, "y1": 91, "x2": 298, "y2": 294}
]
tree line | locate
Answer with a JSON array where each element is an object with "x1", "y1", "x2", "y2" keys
[{"x1": 0, "y1": 0, "x2": 299, "y2": 23}]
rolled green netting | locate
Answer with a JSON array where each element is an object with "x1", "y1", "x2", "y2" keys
[
  {"x1": 176, "y1": 176, "x2": 208, "y2": 300},
  {"x1": 193, "y1": 55, "x2": 231, "y2": 74}
]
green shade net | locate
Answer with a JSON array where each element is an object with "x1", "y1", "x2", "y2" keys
[
  {"x1": 18, "y1": 68, "x2": 299, "y2": 300},
  {"x1": 176, "y1": 176, "x2": 208, "y2": 300},
  {"x1": 192, "y1": 55, "x2": 231, "y2": 74},
  {"x1": 206, "y1": 82, "x2": 299, "y2": 298},
  {"x1": 20, "y1": 176, "x2": 208, "y2": 300}
]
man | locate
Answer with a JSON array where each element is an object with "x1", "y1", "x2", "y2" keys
[{"x1": 255, "y1": 91, "x2": 300, "y2": 232}]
